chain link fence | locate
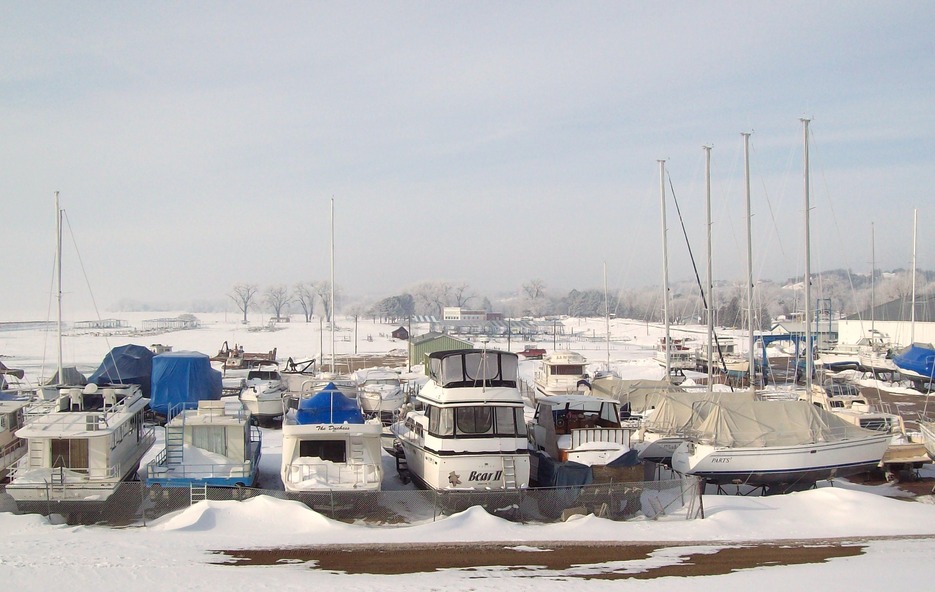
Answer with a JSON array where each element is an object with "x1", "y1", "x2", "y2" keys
[{"x1": 1, "y1": 476, "x2": 702, "y2": 527}]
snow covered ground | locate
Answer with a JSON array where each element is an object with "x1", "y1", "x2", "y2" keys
[{"x1": 2, "y1": 313, "x2": 935, "y2": 590}]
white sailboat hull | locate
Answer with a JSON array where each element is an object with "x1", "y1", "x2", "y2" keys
[{"x1": 671, "y1": 434, "x2": 890, "y2": 486}]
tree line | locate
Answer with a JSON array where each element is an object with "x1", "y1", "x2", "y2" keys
[{"x1": 226, "y1": 269, "x2": 934, "y2": 329}]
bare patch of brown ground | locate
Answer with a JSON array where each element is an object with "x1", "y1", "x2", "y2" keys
[{"x1": 211, "y1": 541, "x2": 865, "y2": 579}]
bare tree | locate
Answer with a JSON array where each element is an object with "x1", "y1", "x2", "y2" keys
[
  {"x1": 313, "y1": 280, "x2": 340, "y2": 323},
  {"x1": 294, "y1": 282, "x2": 316, "y2": 322},
  {"x1": 265, "y1": 285, "x2": 292, "y2": 320},
  {"x1": 523, "y1": 279, "x2": 546, "y2": 300},
  {"x1": 411, "y1": 281, "x2": 452, "y2": 317},
  {"x1": 452, "y1": 282, "x2": 475, "y2": 307},
  {"x1": 229, "y1": 283, "x2": 259, "y2": 323}
]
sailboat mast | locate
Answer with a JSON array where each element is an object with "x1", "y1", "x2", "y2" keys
[
  {"x1": 742, "y1": 132, "x2": 755, "y2": 391},
  {"x1": 911, "y1": 208, "x2": 917, "y2": 343},
  {"x1": 659, "y1": 159, "x2": 671, "y2": 378},
  {"x1": 330, "y1": 197, "x2": 336, "y2": 373},
  {"x1": 55, "y1": 190, "x2": 63, "y2": 384},
  {"x1": 603, "y1": 261, "x2": 610, "y2": 372},
  {"x1": 703, "y1": 145, "x2": 713, "y2": 386},
  {"x1": 802, "y1": 118, "x2": 814, "y2": 396},
  {"x1": 871, "y1": 222, "x2": 875, "y2": 335}
]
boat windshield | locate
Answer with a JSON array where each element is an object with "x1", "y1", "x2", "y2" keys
[
  {"x1": 427, "y1": 404, "x2": 526, "y2": 437},
  {"x1": 429, "y1": 350, "x2": 518, "y2": 388}
]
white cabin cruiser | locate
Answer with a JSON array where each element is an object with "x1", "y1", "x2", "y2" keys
[
  {"x1": 392, "y1": 349, "x2": 530, "y2": 490},
  {"x1": 527, "y1": 394, "x2": 635, "y2": 485},
  {"x1": 354, "y1": 367, "x2": 406, "y2": 419},
  {"x1": 280, "y1": 382, "x2": 383, "y2": 493},
  {"x1": 7, "y1": 384, "x2": 154, "y2": 512},
  {"x1": 533, "y1": 351, "x2": 590, "y2": 399},
  {"x1": 238, "y1": 365, "x2": 287, "y2": 425}
]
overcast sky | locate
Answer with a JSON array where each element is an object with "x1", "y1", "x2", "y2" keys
[{"x1": 3, "y1": 1, "x2": 933, "y2": 317}]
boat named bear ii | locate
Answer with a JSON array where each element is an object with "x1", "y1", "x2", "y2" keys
[{"x1": 391, "y1": 348, "x2": 530, "y2": 491}]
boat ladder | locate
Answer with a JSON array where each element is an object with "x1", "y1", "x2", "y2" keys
[
  {"x1": 392, "y1": 440, "x2": 410, "y2": 484},
  {"x1": 189, "y1": 483, "x2": 208, "y2": 505},
  {"x1": 349, "y1": 438, "x2": 366, "y2": 484},
  {"x1": 165, "y1": 422, "x2": 185, "y2": 466},
  {"x1": 28, "y1": 438, "x2": 45, "y2": 467},
  {"x1": 502, "y1": 456, "x2": 517, "y2": 488}
]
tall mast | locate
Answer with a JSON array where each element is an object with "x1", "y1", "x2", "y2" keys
[
  {"x1": 703, "y1": 145, "x2": 714, "y2": 386},
  {"x1": 55, "y1": 191, "x2": 63, "y2": 384},
  {"x1": 603, "y1": 261, "x2": 610, "y2": 372},
  {"x1": 870, "y1": 222, "x2": 875, "y2": 335},
  {"x1": 802, "y1": 118, "x2": 814, "y2": 397},
  {"x1": 911, "y1": 208, "x2": 918, "y2": 343},
  {"x1": 742, "y1": 132, "x2": 755, "y2": 391},
  {"x1": 659, "y1": 159, "x2": 671, "y2": 379},
  {"x1": 330, "y1": 197, "x2": 336, "y2": 373}
]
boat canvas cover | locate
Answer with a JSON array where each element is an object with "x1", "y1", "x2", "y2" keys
[
  {"x1": 643, "y1": 391, "x2": 755, "y2": 435},
  {"x1": 43, "y1": 366, "x2": 88, "y2": 387},
  {"x1": 89, "y1": 344, "x2": 154, "y2": 397},
  {"x1": 296, "y1": 383, "x2": 364, "y2": 425},
  {"x1": 589, "y1": 378, "x2": 685, "y2": 413},
  {"x1": 893, "y1": 343, "x2": 935, "y2": 378},
  {"x1": 150, "y1": 352, "x2": 223, "y2": 416},
  {"x1": 428, "y1": 349, "x2": 519, "y2": 387},
  {"x1": 687, "y1": 400, "x2": 879, "y2": 448}
]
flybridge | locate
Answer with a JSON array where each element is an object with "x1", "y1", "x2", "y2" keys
[{"x1": 427, "y1": 349, "x2": 519, "y2": 389}]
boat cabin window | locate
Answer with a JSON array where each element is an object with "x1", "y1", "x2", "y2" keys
[
  {"x1": 427, "y1": 405, "x2": 526, "y2": 437},
  {"x1": 551, "y1": 365, "x2": 586, "y2": 376},
  {"x1": 299, "y1": 439, "x2": 346, "y2": 463},
  {"x1": 247, "y1": 370, "x2": 279, "y2": 381},
  {"x1": 192, "y1": 425, "x2": 228, "y2": 455},
  {"x1": 50, "y1": 438, "x2": 89, "y2": 469},
  {"x1": 455, "y1": 407, "x2": 493, "y2": 435},
  {"x1": 549, "y1": 403, "x2": 620, "y2": 434}
]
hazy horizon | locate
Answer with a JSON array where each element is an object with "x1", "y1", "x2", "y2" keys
[{"x1": 4, "y1": 2, "x2": 933, "y2": 318}]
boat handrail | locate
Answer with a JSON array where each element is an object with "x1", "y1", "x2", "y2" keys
[{"x1": 283, "y1": 460, "x2": 382, "y2": 488}]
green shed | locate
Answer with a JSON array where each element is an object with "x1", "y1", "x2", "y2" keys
[{"x1": 409, "y1": 332, "x2": 473, "y2": 373}]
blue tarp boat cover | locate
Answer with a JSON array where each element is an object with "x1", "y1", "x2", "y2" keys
[
  {"x1": 89, "y1": 344, "x2": 154, "y2": 397},
  {"x1": 894, "y1": 343, "x2": 935, "y2": 380},
  {"x1": 150, "y1": 351, "x2": 222, "y2": 416},
  {"x1": 296, "y1": 382, "x2": 364, "y2": 425}
]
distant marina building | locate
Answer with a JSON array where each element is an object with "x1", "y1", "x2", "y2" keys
[
  {"x1": 837, "y1": 295, "x2": 935, "y2": 346},
  {"x1": 442, "y1": 307, "x2": 487, "y2": 321},
  {"x1": 142, "y1": 316, "x2": 201, "y2": 331},
  {"x1": 73, "y1": 319, "x2": 128, "y2": 330}
]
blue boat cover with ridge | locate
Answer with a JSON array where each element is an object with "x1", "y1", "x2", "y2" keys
[
  {"x1": 89, "y1": 344, "x2": 154, "y2": 397},
  {"x1": 150, "y1": 351, "x2": 222, "y2": 416},
  {"x1": 894, "y1": 343, "x2": 935, "y2": 380},
  {"x1": 296, "y1": 382, "x2": 364, "y2": 424}
]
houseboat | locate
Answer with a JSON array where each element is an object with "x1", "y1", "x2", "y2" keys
[
  {"x1": 142, "y1": 400, "x2": 261, "y2": 495},
  {"x1": 0, "y1": 400, "x2": 28, "y2": 479},
  {"x1": 6, "y1": 383, "x2": 154, "y2": 513}
]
